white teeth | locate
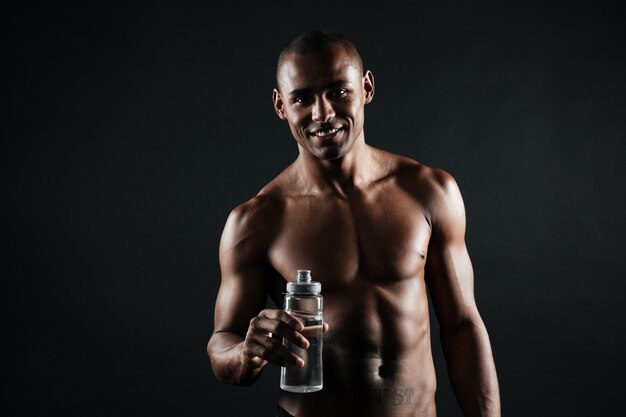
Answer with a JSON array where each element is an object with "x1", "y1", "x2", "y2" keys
[{"x1": 314, "y1": 128, "x2": 340, "y2": 137}]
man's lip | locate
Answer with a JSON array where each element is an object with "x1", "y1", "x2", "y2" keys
[
  {"x1": 310, "y1": 127, "x2": 345, "y2": 145},
  {"x1": 308, "y1": 126, "x2": 344, "y2": 135}
]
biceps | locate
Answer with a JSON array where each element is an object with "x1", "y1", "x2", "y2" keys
[
  {"x1": 213, "y1": 268, "x2": 269, "y2": 335},
  {"x1": 426, "y1": 240, "x2": 478, "y2": 329}
]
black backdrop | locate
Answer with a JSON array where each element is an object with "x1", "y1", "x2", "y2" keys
[{"x1": 4, "y1": 1, "x2": 625, "y2": 416}]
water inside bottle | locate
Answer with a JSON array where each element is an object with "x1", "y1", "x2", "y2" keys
[{"x1": 280, "y1": 313, "x2": 323, "y2": 393}]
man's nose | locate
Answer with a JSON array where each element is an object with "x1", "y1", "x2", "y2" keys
[{"x1": 312, "y1": 97, "x2": 335, "y2": 123}]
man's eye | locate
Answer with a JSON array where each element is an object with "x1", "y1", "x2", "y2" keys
[
  {"x1": 332, "y1": 89, "x2": 348, "y2": 97},
  {"x1": 294, "y1": 96, "x2": 311, "y2": 104}
]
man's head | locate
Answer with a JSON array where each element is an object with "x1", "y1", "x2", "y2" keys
[
  {"x1": 276, "y1": 31, "x2": 364, "y2": 83},
  {"x1": 273, "y1": 30, "x2": 374, "y2": 161}
]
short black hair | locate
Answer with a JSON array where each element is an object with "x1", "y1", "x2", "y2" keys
[{"x1": 276, "y1": 30, "x2": 364, "y2": 83}]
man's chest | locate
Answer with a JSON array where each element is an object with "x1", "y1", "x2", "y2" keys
[{"x1": 268, "y1": 190, "x2": 432, "y2": 290}]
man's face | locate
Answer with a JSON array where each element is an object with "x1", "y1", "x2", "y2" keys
[{"x1": 273, "y1": 45, "x2": 374, "y2": 160}]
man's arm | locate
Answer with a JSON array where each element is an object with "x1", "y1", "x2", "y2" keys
[
  {"x1": 425, "y1": 170, "x2": 501, "y2": 417},
  {"x1": 207, "y1": 198, "x2": 308, "y2": 386}
]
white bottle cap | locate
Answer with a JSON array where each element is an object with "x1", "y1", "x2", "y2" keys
[{"x1": 286, "y1": 269, "x2": 321, "y2": 294}]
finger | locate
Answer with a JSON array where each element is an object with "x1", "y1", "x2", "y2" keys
[
  {"x1": 244, "y1": 335, "x2": 305, "y2": 368},
  {"x1": 249, "y1": 314, "x2": 309, "y2": 349},
  {"x1": 260, "y1": 309, "x2": 304, "y2": 332},
  {"x1": 257, "y1": 323, "x2": 309, "y2": 350},
  {"x1": 240, "y1": 348, "x2": 267, "y2": 369},
  {"x1": 323, "y1": 322, "x2": 330, "y2": 333}
]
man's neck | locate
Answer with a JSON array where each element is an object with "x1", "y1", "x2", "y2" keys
[{"x1": 295, "y1": 138, "x2": 379, "y2": 197}]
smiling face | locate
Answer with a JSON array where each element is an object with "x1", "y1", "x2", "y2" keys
[{"x1": 273, "y1": 44, "x2": 374, "y2": 160}]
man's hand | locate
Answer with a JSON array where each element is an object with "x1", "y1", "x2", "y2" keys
[{"x1": 240, "y1": 309, "x2": 310, "y2": 370}]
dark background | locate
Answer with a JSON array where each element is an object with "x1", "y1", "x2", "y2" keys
[{"x1": 3, "y1": 1, "x2": 625, "y2": 416}]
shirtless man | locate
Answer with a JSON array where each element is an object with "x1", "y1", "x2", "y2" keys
[{"x1": 207, "y1": 31, "x2": 500, "y2": 417}]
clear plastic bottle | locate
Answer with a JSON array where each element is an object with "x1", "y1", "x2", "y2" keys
[{"x1": 280, "y1": 269, "x2": 323, "y2": 393}]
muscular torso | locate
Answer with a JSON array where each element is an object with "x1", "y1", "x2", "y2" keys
[{"x1": 264, "y1": 160, "x2": 437, "y2": 417}]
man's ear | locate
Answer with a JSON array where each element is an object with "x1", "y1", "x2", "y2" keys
[
  {"x1": 272, "y1": 88, "x2": 287, "y2": 120},
  {"x1": 363, "y1": 70, "x2": 375, "y2": 104}
]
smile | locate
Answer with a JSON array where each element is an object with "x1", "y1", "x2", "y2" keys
[{"x1": 311, "y1": 127, "x2": 343, "y2": 137}]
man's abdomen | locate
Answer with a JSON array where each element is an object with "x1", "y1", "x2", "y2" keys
[{"x1": 278, "y1": 279, "x2": 437, "y2": 417}]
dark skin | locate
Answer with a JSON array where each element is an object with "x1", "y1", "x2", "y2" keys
[{"x1": 207, "y1": 44, "x2": 500, "y2": 417}]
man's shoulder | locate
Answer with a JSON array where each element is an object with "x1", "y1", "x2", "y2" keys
[
  {"x1": 386, "y1": 153, "x2": 463, "y2": 225},
  {"x1": 220, "y1": 191, "x2": 284, "y2": 255},
  {"x1": 389, "y1": 154, "x2": 457, "y2": 195},
  {"x1": 226, "y1": 165, "x2": 296, "y2": 227},
  {"x1": 227, "y1": 191, "x2": 283, "y2": 230}
]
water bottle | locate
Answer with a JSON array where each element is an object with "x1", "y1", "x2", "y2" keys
[{"x1": 280, "y1": 269, "x2": 323, "y2": 393}]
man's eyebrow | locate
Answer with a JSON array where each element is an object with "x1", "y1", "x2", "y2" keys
[
  {"x1": 288, "y1": 88, "x2": 312, "y2": 97},
  {"x1": 288, "y1": 80, "x2": 351, "y2": 96}
]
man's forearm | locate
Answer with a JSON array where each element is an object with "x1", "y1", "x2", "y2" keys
[
  {"x1": 207, "y1": 331, "x2": 264, "y2": 386},
  {"x1": 441, "y1": 318, "x2": 501, "y2": 417}
]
